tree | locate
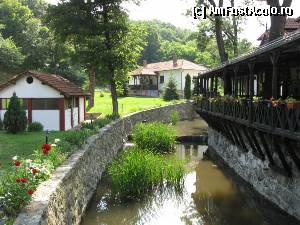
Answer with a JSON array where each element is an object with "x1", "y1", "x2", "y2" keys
[
  {"x1": 47, "y1": 0, "x2": 143, "y2": 114},
  {"x1": 163, "y1": 77, "x2": 180, "y2": 101},
  {"x1": 184, "y1": 74, "x2": 192, "y2": 100},
  {"x1": 3, "y1": 93, "x2": 27, "y2": 134},
  {"x1": 0, "y1": 33, "x2": 24, "y2": 72},
  {"x1": 258, "y1": 0, "x2": 292, "y2": 41}
]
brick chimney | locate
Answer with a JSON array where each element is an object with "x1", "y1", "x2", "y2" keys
[
  {"x1": 143, "y1": 60, "x2": 147, "y2": 68},
  {"x1": 173, "y1": 56, "x2": 178, "y2": 67}
]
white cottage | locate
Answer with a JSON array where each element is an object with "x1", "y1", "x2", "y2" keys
[
  {"x1": 0, "y1": 71, "x2": 89, "y2": 131},
  {"x1": 128, "y1": 58, "x2": 208, "y2": 97}
]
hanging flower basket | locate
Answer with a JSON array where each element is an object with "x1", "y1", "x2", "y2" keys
[{"x1": 285, "y1": 96, "x2": 297, "y2": 110}]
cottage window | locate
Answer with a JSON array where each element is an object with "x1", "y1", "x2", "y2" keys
[
  {"x1": 1, "y1": 98, "x2": 27, "y2": 110},
  {"x1": 26, "y1": 76, "x2": 33, "y2": 84},
  {"x1": 160, "y1": 76, "x2": 164, "y2": 84},
  {"x1": 32, "y1": 99, "x2": 59, "y2": 110}
]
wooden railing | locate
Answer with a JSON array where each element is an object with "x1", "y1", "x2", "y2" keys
[{"x1": 196, "y1": 98, "x2": 300, "y2": 139}]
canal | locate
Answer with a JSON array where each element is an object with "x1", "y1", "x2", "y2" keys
[{"x1": 81, "y1": 119, "x2": 299, "y2": 225}]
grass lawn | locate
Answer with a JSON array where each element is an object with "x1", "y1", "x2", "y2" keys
[
  {"x1": 0, "y1": 131, "x2": 65, "y2": 171},
  {"x1": 88, "y1": 91, "x2": 181, "y2": 116}
]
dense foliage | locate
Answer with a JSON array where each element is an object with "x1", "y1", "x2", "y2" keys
[
  {"x1": 163, "y1": 77, "x2": 180, "y2": 101},
  {"x1": 133, "y1": 122, "x2": 176, "y2": 154},
  {"x1": 27, "y1": 122, "x2": 43, "y2": 132},
  {"x1": 0, "y1": 118, "x2": 3, "y2": 130},
  {"x1": 109, "y1": 148, "x2": 185, "y2": 199},
  {"x1": 170, "y1": 111, "x2": 179, "y2": 126},
  {"x1": 3, "y1": 93, "x2": 27, "y2": 134}
]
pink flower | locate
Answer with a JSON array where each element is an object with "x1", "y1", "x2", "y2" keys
[
  {"x1": 16, "y1": 178, "x2": 21, "y2": 183},
  {"x1": 27, "y1": 189, "x2": 34, "y2": 195},
  {"x1": 21, "y1": 178, "x2": 27, "y2": 183}
]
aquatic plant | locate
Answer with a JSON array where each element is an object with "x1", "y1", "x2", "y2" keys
[
  {"x1": 170, "y1": 111, "x2": 179, "y2": 125},
  {"x1": 108, "y1": 148, "x2": 185, "y2": 199},
  {"x1": 133, "y1": 122, "x2": 176, "y2": 154}
]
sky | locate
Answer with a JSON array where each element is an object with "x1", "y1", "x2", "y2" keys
[{"x1": 46, "y1": 0, "x2": 300, "y2": 45}]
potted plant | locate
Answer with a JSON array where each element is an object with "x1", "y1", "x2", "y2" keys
[
  {"x1": 286, "y1": 96, "x2": 297, "y2": 109},
  {"x1": 270, "y1": 97, "x2": 285, "y2": 108},
  {"x1": 253, "y1": 96, "x2": 262, "y2": 105}
]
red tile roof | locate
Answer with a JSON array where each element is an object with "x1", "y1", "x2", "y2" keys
[
  {"x1": 0, "y1": 71, "x2": 89, "y2": 97},
  {"x1": 131, "y1": 59, "x2": 207, "y2": 76}
]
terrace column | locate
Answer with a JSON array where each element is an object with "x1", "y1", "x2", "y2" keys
[
  {"x1": 223, "y1": 69, "x2": 232, "y2": 95},
  {"x1": 27, "y1": 99, "x2": 32, "y2": 124},
  {"x1": 233, "y1": 66, "x2": 239, "y2": 96},
  {"x1": 248, "y1": 60, "x2": 255, "y2": 123},
  {"x1": 270, "y1": 51, "x2": 280, "y2": 99},
  {"x1": 59, "y1": 98, "x2": 65, "y2": 131},
  {"x1": 210, "y1": 75, "x2": 214, "y2": 96},
  {"x1": 215, "y1": 75, "x2": 218, "y2": 95},
  {"x1": 248, "y1": 60, "x2": 255, "y2": 98}
]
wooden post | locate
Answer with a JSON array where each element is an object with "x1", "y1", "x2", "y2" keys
[
  {"x1": 210, "y1": 75, "x2": 214, "y2": 95},
  {"x1": 223, "y1": 69, "x2": 232, "y2": 95},
  {"x1": 215, "y1": 75, "x2": 218, "y2": 94},
  {"x1": 59, "y1": 98, "x2": 65, "y2": 131},
  {"x1": 248, "y1": 60, "x2": 255, "y2": 123},
  {"x1": 270, "y1": 51, "x2": 280, "y2": 99},
  {"x1": 233, "y1": 66, "x2": 239, "y2": 96},
  {"x1": 28, "y1": 99, "x2": 32, "y2": 124}
]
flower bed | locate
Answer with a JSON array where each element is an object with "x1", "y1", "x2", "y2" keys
[{"x1": 0, "y1": 116, "x2": 116, "y2": 225}]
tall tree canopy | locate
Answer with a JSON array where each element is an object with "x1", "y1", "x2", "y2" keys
[{"x1": 47, "y1": 0, "x2": 145, "y2": 113}]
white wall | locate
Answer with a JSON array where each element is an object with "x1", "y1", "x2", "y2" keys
[
  {"x1": 65, "y1": 109, "x2": 72, "y2": 131},
  {"x1": 79, "y1": 97, "x2": 85, "y2": 122},
  {"x1": 0, "y1": 76, "x2": 62, "y2": 98},
  {"x1": 73, "y1": 107, "x2": 79, "y2": 127},
  {"x1": 32, "y1": 110, "x2": 59, "y2": 131},
  {"x1": 158, "y1": 69, "x2": 183, "y2": 91}
]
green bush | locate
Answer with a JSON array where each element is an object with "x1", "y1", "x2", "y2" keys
[
  {"x1": 0, "y1": 118, "x2": 3, "y2": 130},
  {"x1": 3, "y1": 93, "x2": 27, "y2": 134},
  {"x1": 163, "y1": 77, "x2": 179, "y2": 101},
  {"x1": 133, "y1": 122, "x2": 176, "y2": 154},
  {"x1": 81, "y1": 118, "x2": 112, "y2": 131},
  {"x1": 105, "y1": 113, "x2": 120, "y2": 121},
  {"x1": 99, "y1": 92, "x2": 104, "y2": 97},
  {"x1": 184, "y1": 74, "x2": 192, "y2": 100},
  {"x1": 108, "y1": 148, "x2": 185, "y2": 199},
  {"x1": 28, "y1": 122, "x2": 43, "y2": 132},
  {"x1": 170, "y1": 111, "x2": 179, "y2": 125}
]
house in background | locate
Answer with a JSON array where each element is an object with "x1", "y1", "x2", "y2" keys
[
  {"x1": 128, "y1": 58, "x2": 207, "y2": 97},
  {"x1": 0, "y1": 71, "x2": 89, "y2": 131},
  {"x1": 258, "y1": 17, "x2": 300, "y2": 45}
]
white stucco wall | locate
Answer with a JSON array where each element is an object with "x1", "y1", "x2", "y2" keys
[
  {"x1": 0, "y1": 76, "x2": 62, "y2": 98},
  {"x1": 79, "y1": 97, "x2": 85, "y2": 122},
  {"x1": 158, "y1": 69, "x2": 182, "y2": 91},
  {"x1": 65, "y1": 109, "x2": 72, "y2": 131},
  {"x1": 32, "y1": 110, "x2": 59, "y2": 131},
  {"x1": 73, "y1": 107, "x2": 79, "y2": 127}
]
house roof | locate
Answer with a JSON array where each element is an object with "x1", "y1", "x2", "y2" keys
[
  {"x1": 131, "y1": 59, "x2": 207, "y2": 76},
  {"x1": 0, "y1": 70, "x2": 89, "y2": 97},
  {"x1": 258, "y1": 17, "x2": 300, "y2": 41},
  {"x1": 200, "y1": 29, "x2": 300, "y2": 78}
]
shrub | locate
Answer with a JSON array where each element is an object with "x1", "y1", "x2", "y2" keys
[
  {"x1": 99, "y1": 92, "x2": 104, "y2": 97},
  {"x1": 61, "y1": 129, "x2": 92, "y2": 148},
  {"x1": 0, "y1": 118, "x2": 3, "y2": 130},
  {"x1": 170, "y1": 111, "x2": 179, "y2": 125},
  {"x1": 105, "y1": 113, "x2": 120, "y2": 121},
  {"x1": 133, "y1": 122, "x2": 176, "y2": 153},
  {"x1": 108, "y1": 148, "x2": 185, "y2": 199},
  {"x1": 184, "y1": 74, "x2": 192, "y2": 100},
  {"x1": 28, "y1": 122, "x2": 43, "y2": 132},
  {"x1": 163, "y1": 77, "x2": 179, "y2": 101},
  {"x1": 3, "y1": 93, "x2": 27, "y2": 134}
]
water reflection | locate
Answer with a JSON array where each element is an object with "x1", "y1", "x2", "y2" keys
[{"x1": 81, "y1": 144, "x2": 299, "y2": 225}]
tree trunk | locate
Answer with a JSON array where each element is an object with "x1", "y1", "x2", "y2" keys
[
  {"x1": 267, "y1": 0, "x2": 292, "y2": 41},
  {"x1": 88, "y1": 69, "x2": 95, "y2": 108},
  {"x1": 215, "y1": 16, "x2": 228, "y2": 63},
  {"x1": 110, "y1": 79, "x2": 119, "y2": 114},
  {"x1": 230, "y1": 0, "x2": 238, "y2": 56}
]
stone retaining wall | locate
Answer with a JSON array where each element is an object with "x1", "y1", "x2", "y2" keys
[
  {"x1": 208, "y1": 128, "x2": 300, "y2": 221},
  {"x1": 14, "y1": 102, "x2": 196, "y2": 225}
]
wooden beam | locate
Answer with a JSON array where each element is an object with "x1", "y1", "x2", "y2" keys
[
  {"x1": 233, "y1": 65, "x2": 239, "y2": 96},
  {"x1": 258, "y1": 132, "x2": 275, "y2": 165},
  {"x1": 270, "y1": 51, "x2": 280, "y2": 99},
  {"x1": 273, "y1": 137, "x2": 292, "y2": 177}
]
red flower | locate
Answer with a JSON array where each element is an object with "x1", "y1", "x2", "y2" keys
[
  {"x1": 21, "y1": 178, "x2": 27, "y2": 183},
  {"x1": 16, "y1": 178, "x2": 21, "y2": 183},
  {"x1": 42, "y1": 144, "x2": 52, "y2": 155},
  {"x1": 31, "y1": 168, "x2": 38, "y2": 175},
  {"x1": 27, "y1": 189, "x2": 34, "y2": 196},
  {"x1": 14, "y1": 160, "x2": 21, "y2": 167}
]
